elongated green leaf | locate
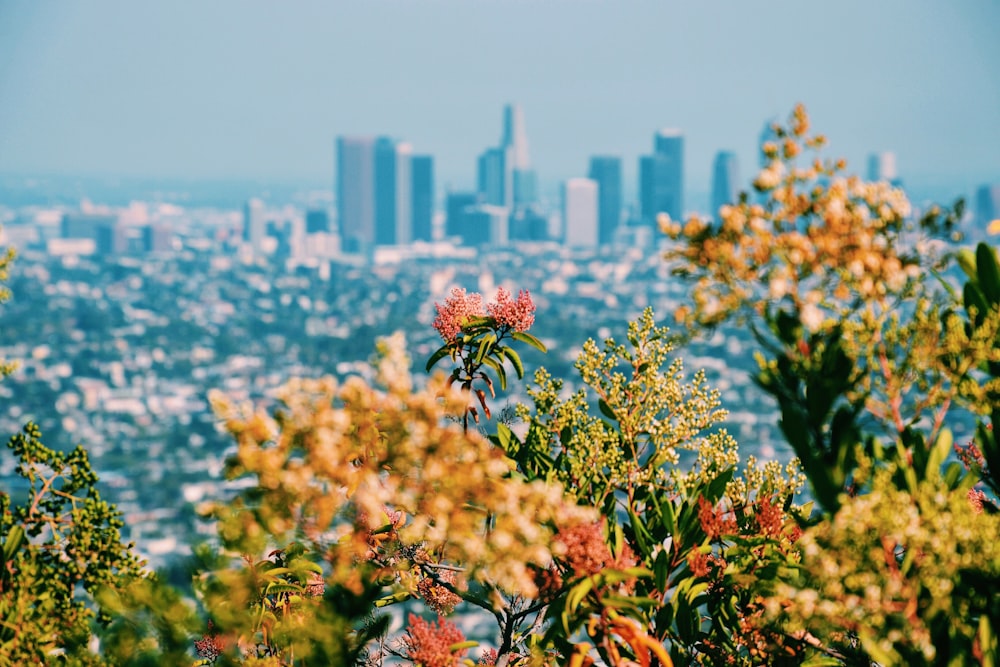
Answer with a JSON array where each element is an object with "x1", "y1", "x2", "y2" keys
[
  {"x1": 654, "y1": 548, "x2": 670, "y2": 592},
  {"x1": 978, "y1": 243, "x2": 1000, "y2": 304},
  {"x1": 475, "y1": 332, "x2": 497, "y2": 365},
  {"x1": 956, "y1": 248, "x2": 978, "y2": 283},
  {"x1": 511, "y1": 330, "x2": 547, "y2": 353},
  {"x1": 501, "y1": 345, "x2": 525, "y2": 379},
  {"x1": 425, "y1": 344, "x2": 452, "y2": 372},
  {"x1": 2, "y1": 525, "x2": 24, "y2": 563},
  {"x1": 565, "y1": 576, "x2": 595, "y2": 617},
  {"x1": 481, "y1": 355, "x2": 507, "y2": 391}
]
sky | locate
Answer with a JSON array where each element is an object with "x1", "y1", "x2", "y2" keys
[{"x1": 1, "y1": 1, "x2": 998, "y2": 201}]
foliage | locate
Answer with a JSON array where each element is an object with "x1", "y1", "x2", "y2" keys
[
  {"x1": 426, "y1": 286, "x2": 546, "y2": 429},
  {"x1": 501, "y1": 308, "x2": 807, "y2": 665},
  {"x1": 5, "y1": 108, "x2": 1000, "y2": 666},
  {"x1": 773, "y1": 464, "x2": 1000, "y2": 665},
  {"x1": 666, "y1": 104, "x2": 1000, "y2": 665},
  {"x1": 199, "y1": 331, "x2": 594, "y2": 664},
  {"x1": 0, "y1": 243, "x2": 16, "y2": 378},
  {"x1": 0, "y1": 422, "x2": 146, "y2": 665}
]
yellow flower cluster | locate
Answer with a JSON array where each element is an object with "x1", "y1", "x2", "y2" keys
[
  {"x1": 207, "y1": 332, "x2": 595, "y2": 598},
  {"x1": 772, "y1": 468, "x2": 1000, "y2": 664}
]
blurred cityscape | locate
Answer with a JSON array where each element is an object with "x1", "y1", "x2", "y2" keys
[{"x1": 1, "y1": 103, "x2": 999, "y2": 568}]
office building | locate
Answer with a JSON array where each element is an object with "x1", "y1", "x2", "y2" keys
[
  {"x1": 563, "y1": 178, "x2": 599, "y2": 247},
  {"x1": 374, "y1": 137, "x2": 412, "y2": 246},
  {"x1": 338, "y1": 135, "x2": 421, "y2": 251},
  {"x1": 711, "y1": 151, "x2": 740, "y2": 218},
  {"x1": 977, "y1": 184, "x2": 1000, "y2": 226},
  {"x1": 502, "y1": 104, "x2": 537, "y2": 207},
  {"x1": 477, "y1": 146, "x2": 512, "y2": 208},
  {"x1": 337, "y1": 136, "x2": 376, "y2": 253},
  {"x1": 446, "y1": 192, "x2": 482, "y2": 243},
  {"x1": 477, "y1": 104, "x2": 537, "y2": 212},
  {"x1": 588, "y1": 156, "x2": 622, "y2": 245},
  {"x1": 867, "y1": 152, "x2": 898, "y2": 183},
  {"x1": 411, "y1": 155, "x2": 434, "y2": 242},
  {"x1": 305, "y1": 209, "x2": 330, "y2": 234},
  {"x1": 639, "y1": 129, "x2": 684, "y2": 225},
  {"x1": 243, "y1": 198, "x2": 267, "y2": 250},
  {"x1": 61, "y1": 212, "x2": 117, "y2": 240}
]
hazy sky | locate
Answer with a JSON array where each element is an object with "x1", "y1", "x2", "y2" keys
[{"x1": 1, "y1": 1, "x2": 998, "y2": 197}]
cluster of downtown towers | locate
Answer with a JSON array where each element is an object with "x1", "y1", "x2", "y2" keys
[{"x1": 334, "y1": 104, "x2": 741, "y2": 252}]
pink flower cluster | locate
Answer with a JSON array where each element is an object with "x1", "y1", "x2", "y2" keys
[
  {"x1": 403, "y1": 614, "x2": 467, "y2": 667},
  {"x1": 194, "y1": 621, "x2": 225, "y2": 661},
  {"x1": 432, "y1": 286, "x2": 535, "y2": 342},
  {"x1": 417, "y1": 569, "x2": 462, "y2": 615},
  {"x1": 487, "y1": 287, "x2": 535, "y2": 333},
  {"x1": 433, "y1": 288, "x2": 485, "y2": 342}
]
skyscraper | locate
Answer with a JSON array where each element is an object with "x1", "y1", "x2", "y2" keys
[
  {"x1": 976, "y1": 184, "x2": 1000, "y2": 226},
  {"x1": 867, "y1": 152, "x2": 898, "y2": 183},
  {"x1": 501, "y1": 104, "x2": 537, "y2": 207},
  {"x1": 711, "y1": 151, "x2": 740, "y2": 218},
  {"x1": 477, "y1": 104, "x2": 537, "y2": 211},
  {"x1": 338, "y1": 135, "x2": 418, "y2": 251},
  {"x1": 411, "y1": 155, "x2": 434, "y2": 242},
  {"x1": 477, "y1": 146, "x2": 512, "y2": 208},
  {"x1": 446, "y1": 191, "x2": 482, "y2": 242},
  {"x1": 639, "y1": 129, "x2": 684, "y2": 225},
  {"x1": 243, "y1": 198, "x2": 267, "y2": 249},
  {"x1": 337, "y1": 136, "x2": 376, "y2": 252},
  {"x1": 305, "y1": 208, "x2": 330, "y2": 234},
  {"x1": 563, "y1": 178, "x2": 599, "y2": 247},
  {"x1": 588, "y1": 156, "x2": 622, "y2": 245},
  {"x1": 374, "y1": 137, "x2": 411, "y2": 246}
]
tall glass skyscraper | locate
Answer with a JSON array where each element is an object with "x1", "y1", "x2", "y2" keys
[
  {"x1": 336, "y1": 136, "x2": 376, "y2": 253},
  {"x1": 711, "y1": 151, "x2": 740, "y2": 218},
  {"x1": 477, "y1": 146, "x2": 512, "y2": 208},
  {"x1": 478, "y1": 104, "x2": 537, "y2": 211},
  {"x1": 338, "y1": 135, "x2": 415, "y2": 251},
  {"x1": 410, "y1": 155, "x2": 434, "y2": 242},
  {"x1": 502, "y1": 104, "x2": 537, "y2": 207},
  {"x1": 639, "y1": 129, "x2": 684, "y2": 224},
  {"x1": 588, "y1": 156, "x2": 622, "y2": 245},
  {"x1": 374, "y1": 137, "x2": 411, "y2": 246}
]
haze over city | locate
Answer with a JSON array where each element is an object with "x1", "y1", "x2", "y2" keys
[{"x1": 1, "y1": 1, "x2": 998, "y2": 202}]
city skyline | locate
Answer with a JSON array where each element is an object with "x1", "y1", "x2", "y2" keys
[{"x1": 1, "y1": 2, "x2": 998, "y2": 201}]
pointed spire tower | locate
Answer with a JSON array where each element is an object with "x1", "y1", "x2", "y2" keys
[{"x1": 501, "y1": 104, "x2": 537, "y2": 208}]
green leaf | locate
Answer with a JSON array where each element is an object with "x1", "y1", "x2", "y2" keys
[
  {"x1": 977, "y1": 242, "x2": 1000, "y2": 304},
  {"x1": 425, "y1": 344, "x2": 452, "y2": 372},
  {"x1": 653, "y1": 548, "x2": 670, "y2": 593},
  {"x1": 475, "y1": 332, "x2": 497, "y2": 365},
  {"x1": 565, "y1": 576, "x2": 595, "y2": 618},
  {"x1": 956, "y1": 247, "x2": 978, "y2": 283},
  {"x1": 925, "y1": 428, "x2": 952, "y2": 481},
  {"x1": 598, "y1": 398, "x2": 617, "y2": 421},
  {"x1": 2, "y1": 524, "x2": 24, "y2": 564},
  {"x1": 501, "y1": 345, "x2": 525, "y2": 379},
  {"x1": 481, "y1": 355, "x2": 507, "y2": 391},
  {"x1": 493, "y1": 422, "x2": 515, "y2": 453},
  {"x1": 965, "y1": 282, "x2": 990, "y2": 327},
  {"x1": 511, "y1": 330, "x2": 547, "y2": 353}
]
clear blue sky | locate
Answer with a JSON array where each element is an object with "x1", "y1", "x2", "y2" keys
[{"x1": 1, "y1": 1, "x2": 998, "y2": 198}]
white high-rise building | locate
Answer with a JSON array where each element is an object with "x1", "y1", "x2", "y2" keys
[
  {"x1": 243, "y1": 198, "x2": 267, "y2": 250},
  {"x1": 563, "y1": 178, "x2": 599, "y2": 247},
  {"x1": 867, "y1": 152, "x2": 898, "y2": 183}
]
